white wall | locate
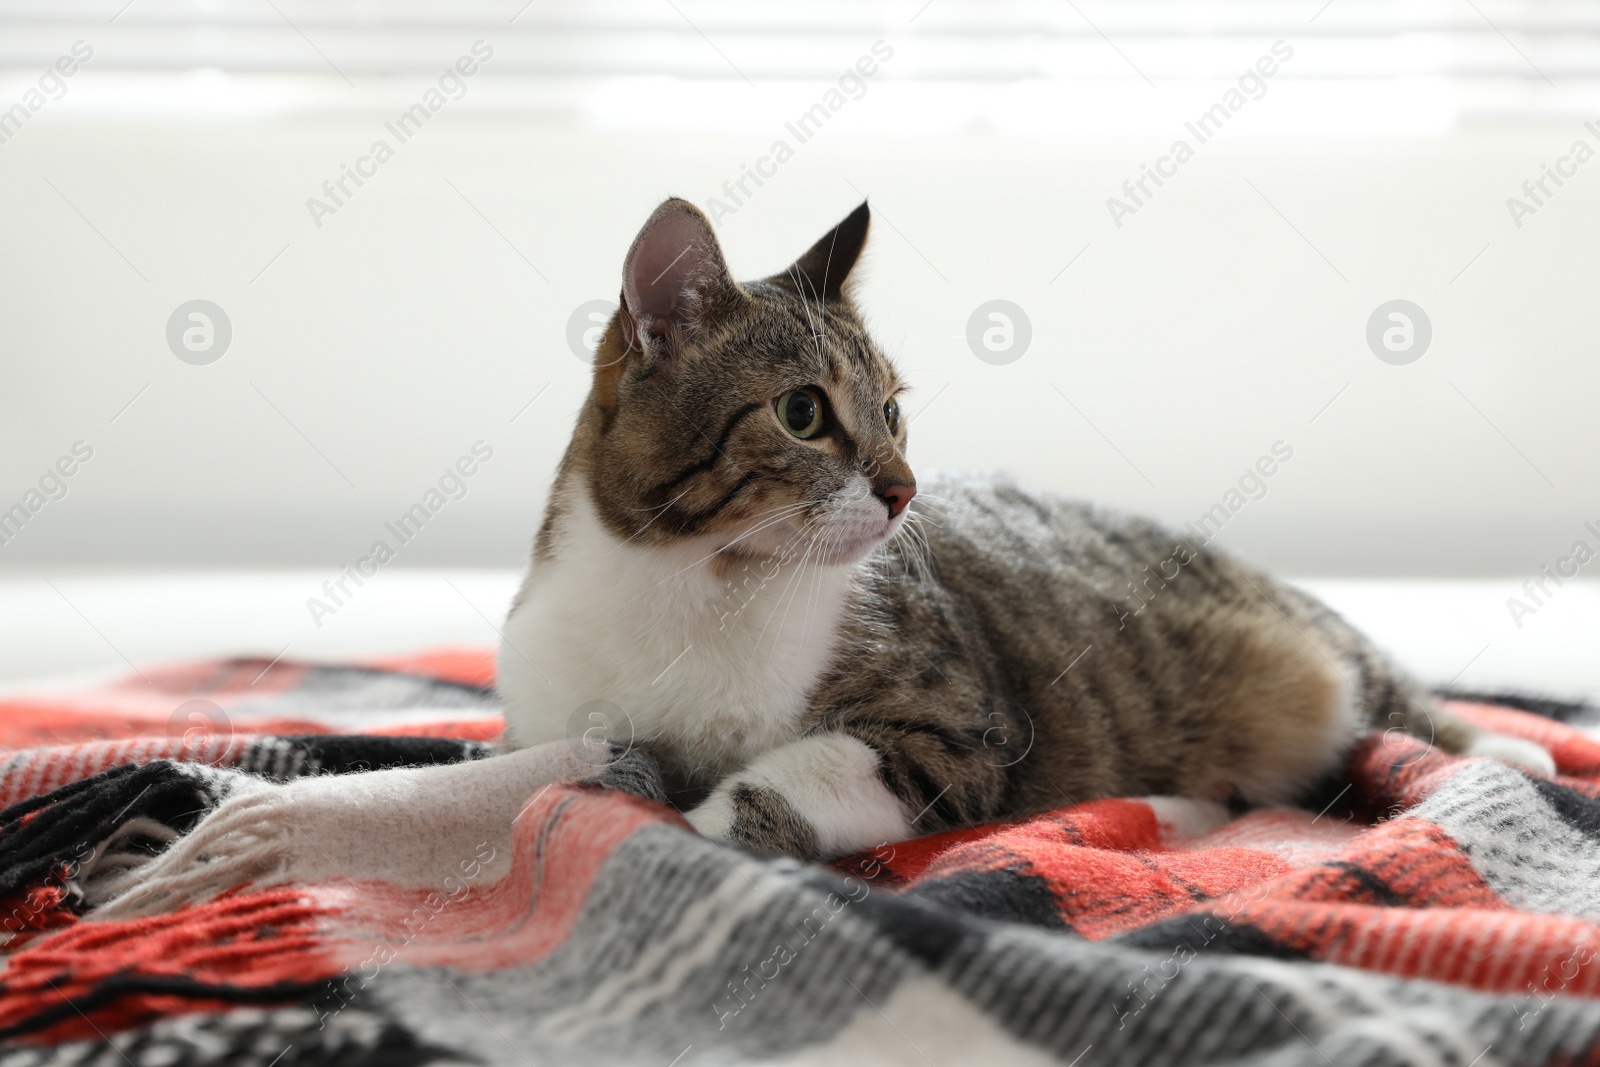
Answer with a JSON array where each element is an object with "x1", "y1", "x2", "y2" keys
[{"x1": 3, "y1": 105, "x2": 1598, "y2": 578}]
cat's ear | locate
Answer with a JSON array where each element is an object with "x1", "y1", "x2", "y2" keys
[
  {"x1": 620, "y1": 198, "x2": 741, "y2": 361},
  {"x1": 767, "y1": 201, "x2": 870, "y2": 302}
]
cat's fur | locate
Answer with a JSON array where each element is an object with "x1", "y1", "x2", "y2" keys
[{"x1": 497, "y1": 198, "x2": 1554, "y2": 861}]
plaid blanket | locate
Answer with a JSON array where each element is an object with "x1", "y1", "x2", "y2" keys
[{"x1": 3, "y1": 649, "x2": 1600, "y2": 1066}]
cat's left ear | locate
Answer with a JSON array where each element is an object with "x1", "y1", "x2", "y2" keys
[
  {"x1": 767, "y1": 201, "x2": 870, "y2": 302},
  {"x1": 620, "y1": 198, "x2": 742, "y2": 362}
]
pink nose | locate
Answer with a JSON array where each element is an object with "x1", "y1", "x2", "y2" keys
[{"x1": 877, "y1": 483, "x2": 916, "y2": 518}]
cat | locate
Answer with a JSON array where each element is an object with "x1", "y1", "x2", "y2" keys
[{"x1": 496, "y1": 198, "x2": 1555, "y2": 861}]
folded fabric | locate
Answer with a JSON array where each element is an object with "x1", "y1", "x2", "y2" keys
[{"x1": 1, "y1": 650, "x2": 1599, "y2": 1066}]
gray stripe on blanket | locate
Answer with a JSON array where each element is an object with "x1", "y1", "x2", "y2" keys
[
  {"x1": 368, "y1": 824, "x2": 922, "y2": 1063},
  {"x1": 356, "y1": 825, "x2": 1600, "y2": 1066},
  {"x1": 1412, "y1": 759, "x2": 1600, "y2": 918}
]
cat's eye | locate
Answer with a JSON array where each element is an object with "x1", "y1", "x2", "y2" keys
[
  {"x1": 777, "y1": 388, "x2": 825, "y2": 439},
  {"x1": 884, "y1": 397, "x2": 901, "y2": 435}
]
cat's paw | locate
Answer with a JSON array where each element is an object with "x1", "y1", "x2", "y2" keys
[
  {"x1": 1467, "y1": 731, "x2": 1557, "y2": 777},
  {"x1": 683, "y1": 789, "x2": 736, "y2": 842},
  {"x1": 1139, "y1": 796, "x2": 1232, "y2": 844},
  {"x1": 684, "y1": 781, "x2": 823, "y2": 860},
  {"x1": 684, "y1": 735, "x2": 912, "y2": 861}
]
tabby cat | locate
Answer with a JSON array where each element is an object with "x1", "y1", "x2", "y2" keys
[{"x1": 496, "y1": 199, "x2": 1553, "y2": 861}]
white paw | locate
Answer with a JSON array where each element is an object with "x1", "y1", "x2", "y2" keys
[
  {"x1": 1467, "y1": 732, "x2": 1557, "y2": 777},
  {"x1": 1140, "y1": 796, "x2": 1232, "y2": 843},
  {"x1": 683, "y1": 736, "x2": 912, "y2": 858},
  {"x1": 684, "y1": 789, "x2": 736, "y2": 842}
]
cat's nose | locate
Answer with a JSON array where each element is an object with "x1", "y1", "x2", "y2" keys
[{"x1": 876, "y1": 483, "x2": 916, "y2": 518}]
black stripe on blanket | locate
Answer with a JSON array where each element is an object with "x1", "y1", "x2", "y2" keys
[
  {"x1": 0, "y1": 1005, "x2": 468, "y2": 1067},
  {"x1": 1436, "y1": 687, "x2": 1599, "y2": 725},
  {"x1": 0, "y1": 761, "x2": 223, "y2": 906},
  {"x1": 0, "y1": 975, "x2": 337, "y2": 1044},
  {"x1": 263, "y1": 735, "x2": 498, "y2": 778}
]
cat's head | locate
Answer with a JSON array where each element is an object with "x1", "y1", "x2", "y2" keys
[{"x1": 571, "y1": 198, "x2": 915, "y2": 568}]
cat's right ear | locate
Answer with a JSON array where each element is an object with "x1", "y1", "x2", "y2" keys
[{"x1": 619, "y1": 198, "x2": 741, "y2": 363}]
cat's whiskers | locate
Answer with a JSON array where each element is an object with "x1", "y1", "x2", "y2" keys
[
  {"x1": 794, "y1": 540, "x2": 831, "y2": 651},
  {"x1": 891, "y1": 513, "x2": 933, "y2": 577},
  {"x1": 600, "y1": 485, "x2": 698, "y2": 559},
  {"x1": 623, "y1": 487, "x2": 693, "y2": 513},
  {"x1": 636, "y1": 512, "x2": 809, "y2": 606},
  {"x1": 786, "y1": 521, "x2": 830, "y2": 641},
  {"x1": 909, "y1": 515, "x2": 934, "y2": 566},
  {"x1": 742, "y1": 497, "x2": 896, "y2": 652},
  {"x1": 650, "y1": 500, "x2": 818, "y2": 589},
  {"x1": 787, "y1": 264, "x2": 831, "y2": 373},
  {"x1": 754, "y1": 523, "x2": 824, "y2": 664},
  {"x1": 710, "y1": 498, "x2": 827, "y2": 563},
  {"x1": 905, "y1": 492, "x2": 952, "y2": 522},
  {"x1": 799, "y1": 524, "x2": 847, "y2": 645},
  {"x1": 896, "y1": 499, "x2": 940, "y2": 573}
]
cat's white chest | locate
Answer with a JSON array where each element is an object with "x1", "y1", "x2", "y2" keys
[{"x1": 496, "y1": 494, "x2": 854, "y2": 776}]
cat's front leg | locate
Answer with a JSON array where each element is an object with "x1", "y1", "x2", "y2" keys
[{"x1": 685, "y1": 734, "x2": 912, "y2": 860}]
